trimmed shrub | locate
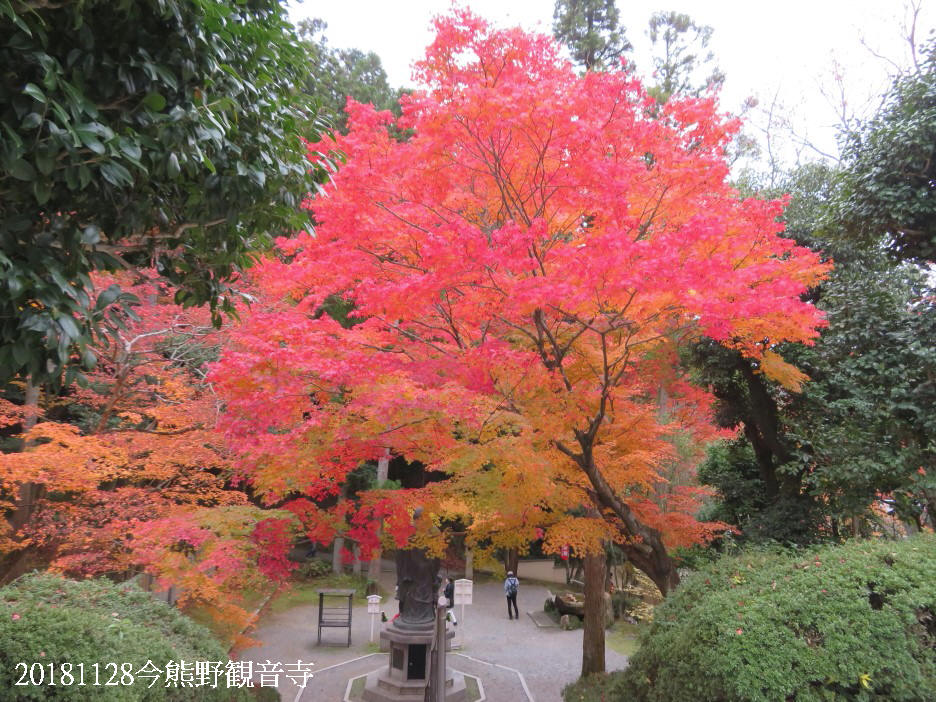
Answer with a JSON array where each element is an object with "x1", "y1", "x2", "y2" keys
[
  {"x1": 298, "y1": 558, "x2": 331, "y2": 579},
  {"x1": 613, "y1": 535, "x2": 936, "y2": 701},
  {"x1": 562, "y1": 672, "x2": 628, "y2": 702},
  {"x1": 0, "y1": 573, "x2": 253, "y2": 701}
]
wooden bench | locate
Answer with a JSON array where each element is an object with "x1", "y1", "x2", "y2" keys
[{"x1": 316, "y1": 588, "x2": 354, "y2": 646}]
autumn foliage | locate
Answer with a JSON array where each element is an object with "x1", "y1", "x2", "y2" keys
[
  {"x1": 0, "y1": 272, "x2": 295, "y2": 640},
  {"x1": 213, "y1": 10, "x2": 830, "y2": 593}
]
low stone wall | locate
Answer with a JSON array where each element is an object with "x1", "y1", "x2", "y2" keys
[{"x1": 477, "y1": 558, "x2": 570, "y2": 585}]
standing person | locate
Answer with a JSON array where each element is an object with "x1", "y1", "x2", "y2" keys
[
  {"x1": 443, "y1": 577, "x2": 457, "y2": 625},
  {"x1": 504, "y1": 571, "x2": 519, "y2": 620}
]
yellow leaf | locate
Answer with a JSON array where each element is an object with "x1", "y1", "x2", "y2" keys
[{"x1": 758, "y1": 350, "x2": 810, "y2": 393}]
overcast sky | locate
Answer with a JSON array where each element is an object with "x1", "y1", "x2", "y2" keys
[{"x1": 288, "y1": 1, "x2": 933, "y2": 166}]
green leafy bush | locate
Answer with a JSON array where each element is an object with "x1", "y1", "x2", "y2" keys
[
  {"x1": 0, "y1": 0, "x2": 333, "y2": 384},
  {"x1": 671, "y1": 542, "x2": 723, "y2": 571},
  {"x1": 610, "y1": 535, "x2": 936, "y2": 702},
  {"x1": 0, "y1": 573, "x2": 252, "y2": 700},
  {"x1": 562, "y1": 672, "x2": 629, "y2": 702},
  {"x1": 299, "y1": 558, "x2": 332, "y2": 579},
  {"x1": 610, "y1": 590, "x2": 639, "y2": 619}
]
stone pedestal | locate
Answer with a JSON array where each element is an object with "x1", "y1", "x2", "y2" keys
[
  {"x1": 378, "y1": 622, "x2": 456, "y2": 652},
  {"x1": 362, "y1": 620, "x2": 466, "y2": 702}
]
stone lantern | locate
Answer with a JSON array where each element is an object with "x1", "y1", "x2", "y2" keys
[{"x1": 362, "y1": 508, "x2": 465, "y2": 702}]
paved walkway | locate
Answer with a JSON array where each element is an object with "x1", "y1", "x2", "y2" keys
[{"x1": 239, "y1": 566, "x2": 628, "y2": 702}]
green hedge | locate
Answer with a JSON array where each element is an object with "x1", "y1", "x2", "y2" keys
[
  {"x1": 565, "y1": 535, "x2": 936, "y2": 702},
  {"x1": 0, "y1": 573, "x2": 254, "y2": 701},
  {"x1": 562, "y1": 672, "x2": 628, "y2": 702}
]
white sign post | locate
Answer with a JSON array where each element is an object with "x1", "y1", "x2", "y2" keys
[
  {"x1": 453, "y1": 579, "x2": 472, "y2": 648},
  {"x1": 367, "y1": 594, "x2": 382, "y2": 642}
]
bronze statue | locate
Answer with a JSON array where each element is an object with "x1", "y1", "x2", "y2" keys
[{"x1": 394, "y1": 507, "x2": 440, "y2": 629}]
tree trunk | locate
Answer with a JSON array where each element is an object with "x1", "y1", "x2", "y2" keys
[
  {"x1": 921, "y1": 489, "x2": 936, "y2": 530},
  {"x1": 9, "y1": 379, "x2": 41, "y2": 533},
  {"x1": 352, "y1": 542, "x2": 361, "y2": 576},
  {"x1": 332, "y1": 536, "x2": 344, "y2": 574},
  {"x1": 503, "y1": 548, "x2": 519, "y2": 576},
  {"x1": 708, "y1": 354, "x2": 799, "y2": 500},
  {"x1": 368, "y1": 450, "x2": 391, "y2": 582},
  {"x1": 23, "y1": 380, "x2": 39, "y2": 431},
  {"x1": 619, "y1": 538, "x2": 679, "y2": 596},
  {"x1": 464, "y1": 547, "x2": 473, "y2": 579},
  {"x1": 581, "y1": 551, "x2": 606, "y2": 677},
  {"x1": 573, "y1": 447, "x2": 680, "y2": 595},
  {"x1": 367, "y1": 548, "x2": 381, "y2": 582}
]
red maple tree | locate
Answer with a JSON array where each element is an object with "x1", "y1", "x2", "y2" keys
[{"x1": 213, "y1": 10, "x2": 829, "y2": 596}]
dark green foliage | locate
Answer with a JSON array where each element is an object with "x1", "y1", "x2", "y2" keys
[
  {"x1": 0, "y1": 573, "x2": 250, "y2": 700},
  {"x1": 698, "y1": 438, "x2": 824, "y2": 544},
  {"x1": 694, "y1": 162, "x2": 935, "y2": 542},
  {"x1": 552, "y1": 0, "x2": 631, "y2": 72},
  {"x1": 689, "y1": 334, "x2": 825, "y2": 543},
  {"x1": 781, "y1": 258, "x2": 935, "y2": 526},
  {"x1": 832, "y1": 38, "x2": 936, "y2": 262},
  {"x1": 299, "y1": 558, "x2": 331, "y2": 579},
  {"x1": 344, "y1": 461, "x2": 377, "y2": 496},
  {"x1": 315, "y1": 292, "x2": 364, "y2": 329},
  {"x1": 0, "y1": 0, "x2": 332, "y2": 385},
  {"x1": 775, "y1": 162, "x2": 841, "y2": 250},
  {"x1": 671, "y1": 542, "x2": 721, "y2": 571},
  {"x1": 612, "y1": 536, "x2": 936, "y2": 702},
  {"x1": 562, "y1": 672, "x2": 628, "y2": 702},
  {"x1": 696, "y1": 248, "x2": 935, "y2": 539}
]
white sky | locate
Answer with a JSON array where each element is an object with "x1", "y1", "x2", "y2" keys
[{"x1": 287, "y1": 0, "x2": 933, "y2": 167}]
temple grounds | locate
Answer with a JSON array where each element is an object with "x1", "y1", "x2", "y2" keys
[{"x1": 239, "y1": 563, "x2": 628, "y2": 702}]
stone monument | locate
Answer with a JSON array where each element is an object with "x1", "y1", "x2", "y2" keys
[{"x1": 362, "y1": 508, "x2": 466, "y2": 702}]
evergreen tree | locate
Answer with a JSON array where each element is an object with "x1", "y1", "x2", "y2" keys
[
  {"x1": 553, "y1": 0, "x2": 631, "y2": 71},
  {"x1": 647, "y1": 11, "x2": 725, "y2": 103}
]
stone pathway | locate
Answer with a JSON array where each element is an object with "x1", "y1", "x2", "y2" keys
[{"x1": 239, "y1": 566, "x2": 628, "y2": 702}]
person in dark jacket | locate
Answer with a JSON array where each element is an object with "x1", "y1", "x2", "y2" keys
[
  {"x1": 443, "y1": 577, "x2": 457, "y2": 625},
  {"x1": 504, "y1": 571, "x2": 519, "y2": 620}
]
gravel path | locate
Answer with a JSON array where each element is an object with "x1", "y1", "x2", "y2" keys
[{"x1": 240, "y1": 566, "x2": 627, "y2": 702}]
